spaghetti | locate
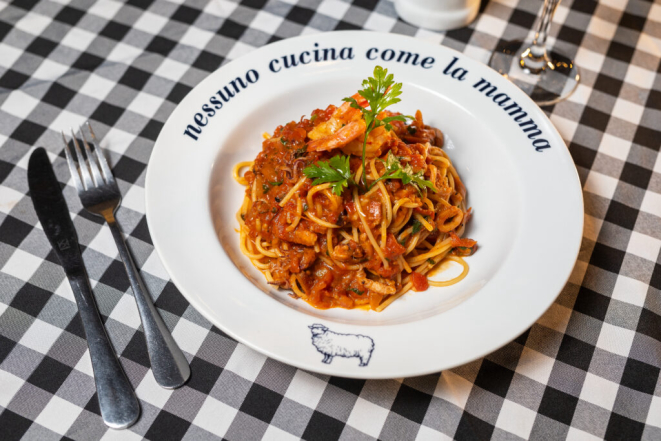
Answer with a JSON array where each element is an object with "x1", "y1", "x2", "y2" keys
[{"x1": 234, "y1": 94, "x2": 477, "y2": 312}]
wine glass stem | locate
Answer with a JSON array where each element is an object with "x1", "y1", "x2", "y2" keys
[{"x1": 521, "y1": 0, "x2": 561, "y2": 73}]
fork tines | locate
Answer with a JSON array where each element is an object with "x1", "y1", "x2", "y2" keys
[{"x1": 61, "y1": 123, "x2": 115, "y2": 192}]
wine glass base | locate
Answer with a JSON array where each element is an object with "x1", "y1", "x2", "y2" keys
[{"x1": 488, "y1": 40, "x2": 580, "y2": 107}]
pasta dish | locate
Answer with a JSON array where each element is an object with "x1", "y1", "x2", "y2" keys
[{"x1": 234, "y1": 67, "x2": 477, "y2": 311}]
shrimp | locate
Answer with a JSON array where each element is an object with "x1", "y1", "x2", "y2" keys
[
  {"x1": 273, "y1": 211, "x2": 318, "y2": 246},
  {"x1": 357, "y1": 277, "x2": 396, "y2": 295},
  {"x1": 307, "y1": 119, "x2": 366, "y2": 152},
  {"x1": 306, "y1": 93, "x2": 402, "y2": 155},
  {"x1": 307, "y1": 93, "x2": 369, "y2": 152},
  {"x1": 331, "y1": 240, "x2": 364, "y2": 262},
  {"x1": 340, "y1": 125, "x2": 398, "y2": 158},
  {"x1": 308, "y1": 93, "x2": 367, "y2": 140}
]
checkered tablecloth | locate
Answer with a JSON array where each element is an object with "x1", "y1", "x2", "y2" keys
[{"x1": 0, "y1": 0, "x2": 659, "y2": 439}]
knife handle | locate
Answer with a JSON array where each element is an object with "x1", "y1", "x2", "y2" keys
[{"x1": 69, "y1": 274, "x2": 140, "y2": 429}]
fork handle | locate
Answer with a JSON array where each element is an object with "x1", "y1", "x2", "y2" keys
[{"x1": 108, "y1": 220, "x2": 191, "y2": 389}]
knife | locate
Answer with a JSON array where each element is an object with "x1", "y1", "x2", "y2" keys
[{"x1": 28, "y1": 147, "x2": 140, "y2": 429}]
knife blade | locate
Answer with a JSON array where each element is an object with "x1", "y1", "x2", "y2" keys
[
  {"x1": 28, "y1": 147, "x2": 140, "y2": 429},
  {"x1": 28, "y1": 148, "x2": 85, "y2": 276}
]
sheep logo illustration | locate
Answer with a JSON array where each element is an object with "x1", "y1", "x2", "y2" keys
[{"x1": 308, "y1": 324, "x2": 375, "y2": 367}]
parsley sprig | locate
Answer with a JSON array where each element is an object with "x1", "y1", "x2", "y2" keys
[
  {"x1": 373, "y1": 152, "x2": 437, "y2": 194},
  {"x1": 343, "y1": 66, "x2": 412, "y2": 189},
  {"x1": 303, "y1": 155, "x2": 353, "y2": 196},
  {"x1": 302, "y1": 67, "x2": 432, "y2": 196}
]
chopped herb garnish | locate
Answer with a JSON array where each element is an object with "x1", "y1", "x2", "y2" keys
[
  {"x1": 412, "y1": 219, "x2": 422, "y2": 234},
  {"x1": 349, "y1": 288, "x2": 364, "y2": 295},
  {"x1": 373, "y1": 151, "x2": 436, "y2": 194},
  {"x1": 427, "y1": 258, "x2": 436, "y2": 265},
  {"x1": 303, "y1": 202, "x2": 308, "y2": 212},
  {"x1": 407, "y1": 126, "x2": 417, "y2": 134},
  {"x1": 303, "y1": 154, "x2": 353, "y2": 196},
  {"x1": 343, "y1": 66, "x2": 413, "y2": 189},
  {"x1": 271, "y1": 207, "x2": 277, "y2": 213},
  {"x1": 280, "y1": 137, "x2": 288, "y2": 145},
  {"x1": 263, "y1": 181, "x2": 283, "y2": 194},
  {"x1": 294, "y1": 147, "x2": 307, "y2": 158},
  {"x1": 310, "y1": 114, "x2": 318, "y2": 122},
  {"x1": 275, "y1": 196, "x2": 281, "y2": 202}
]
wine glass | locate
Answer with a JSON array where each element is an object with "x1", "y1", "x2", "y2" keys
[{"x1": 488, "y1": 0, "x2": 580, "y2": 106}]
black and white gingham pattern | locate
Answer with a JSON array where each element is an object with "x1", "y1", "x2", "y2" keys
[{"x1": 1, "y1": 0, "x2": 659, "y2": 439}]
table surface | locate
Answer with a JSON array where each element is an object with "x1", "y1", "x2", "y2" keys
[{"x1": 0, "y1": 0, "x2": 659, "y2": 440}]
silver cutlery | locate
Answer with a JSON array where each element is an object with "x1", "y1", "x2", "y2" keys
[
  {"x1": 28, "y1": 147, "x2": 140, "y2": 429},
  {"x1": 62, "y1": 123, "x2": 190, "y2": 389}
]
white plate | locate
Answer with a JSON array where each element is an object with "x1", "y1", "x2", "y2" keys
[{"x1": 145, "y1": 31, "x2": 583, "y2": 379}]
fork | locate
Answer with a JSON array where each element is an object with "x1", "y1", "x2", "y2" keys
[{"x1": 63, "y1": 123, "x2": 190, "y2": 389}]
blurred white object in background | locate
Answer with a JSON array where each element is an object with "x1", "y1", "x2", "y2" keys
[{"x1": 394, "y1": 0, "x2": 480, "y2": 31}]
